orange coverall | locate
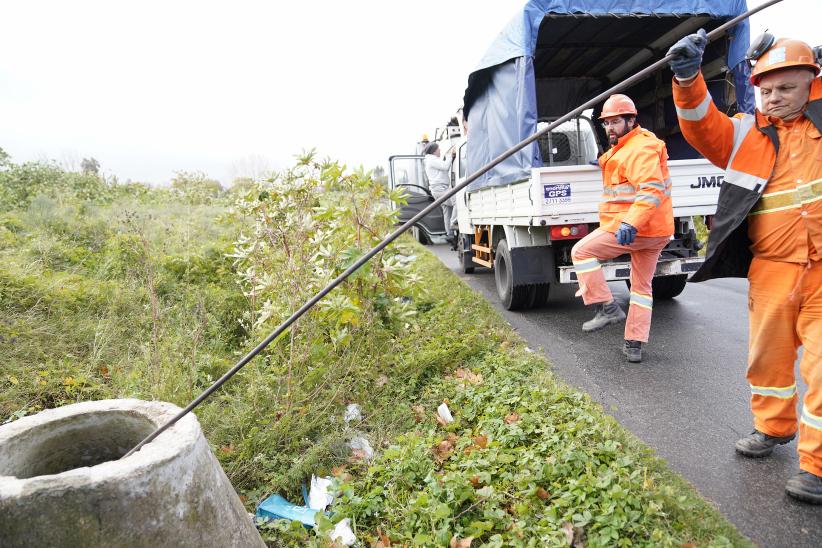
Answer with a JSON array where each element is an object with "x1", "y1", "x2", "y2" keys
[
  {"x1": 572, "y1": 125, "x2": 674, "y2": 342},
  {"x1": 674, "y1": 74, "x2": 822, "y2": 476}
]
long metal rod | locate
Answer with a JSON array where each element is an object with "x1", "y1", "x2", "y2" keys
[{"x1": 123, "y1": 0, "x2": 781, "y2": 458}]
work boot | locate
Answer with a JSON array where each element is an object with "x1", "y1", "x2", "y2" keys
[
  {"x1": 622, "y1": 340, "x2": 642, "y2": 363},
  {"x1": 582, "y1": 301, "x2": 626, "y2": 332},
  {"x1": 734, "y1": 430, "x2": 795, "y2": 458},
  {"x1": 786, "y1": 471, "x2": 822, "y2": 504}
]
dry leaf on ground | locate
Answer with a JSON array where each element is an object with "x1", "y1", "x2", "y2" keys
[
  {"x1": 561, "y1": 522, "x2": 574, "y2": 545},
  {"x1": 450, "y1": 536, "x2": 474, "y2": 548},
  {"x1": 433, "y1": 439, "x2": 455, "y2": 462},
  {"x1": 504, "y1": 412, "x2": 520, "y2": 424},
  {"x1": 412, "y1": 405, "x2": 425, "y2": 423},
  {"x1": 453, "y1": 368, "x2": 483, "y2": 385}
]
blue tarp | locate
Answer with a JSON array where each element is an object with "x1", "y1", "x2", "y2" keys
[{"x1": 464, "y1": 0, "x2": 755, "y2": 190}]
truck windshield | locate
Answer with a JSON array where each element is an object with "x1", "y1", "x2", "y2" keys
[
  {"x1": 536, "y1": 117, "x2": 599, "y2": 167},
  {"x1": 389, "y1": 156, "x2": 429, "y2": 196}
]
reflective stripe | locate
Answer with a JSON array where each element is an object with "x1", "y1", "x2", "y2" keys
[
  {"x1": 604, "y1": 197, "x2": 635, "y2": 204},
  {"x1": 724, "y1": 115, "x2": 768, "y2": 193},
  {"x1": 640, "y1": 180, "x2": 666, "y2": 191},
  {"x1": 801, "y1": 408, "x2": 822, "y2": 431},
  {"x1": 676, "y1": 92, "x2": 713, "y2": 121},
  {"x1": 799, "y1": 179, "x2": 822, "y2": 205},
  {"x1": 635, "y1": 194, "x2": 661, "y2": 207},
  {"x1": 725, "y1": 168, "x2": 769, "y2": 192},
  {"x1": 629, "y1": 292, "x2": 653, "y2": 310},
  {"x1": 663, "y1": 178, "x2": 672, "y2": 197},
  {"x1": 749, "y1": 178, "x2": 822, "y2": 216},
  {"x1": 750, "y1": 383, "x2": 797, "y2": 399},
  {"x1": 573, "y1": 258, "x2": 601, "y2": 274},
  {"x1": 602, "y1": 184, "x2": 635, "y2": 199}
]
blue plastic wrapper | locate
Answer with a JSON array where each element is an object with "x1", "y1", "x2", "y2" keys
[{"x1": 255, "y1": 494, "x2": 319, "y2": 527}]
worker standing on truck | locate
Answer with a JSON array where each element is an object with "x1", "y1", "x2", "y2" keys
[
  {"x1": 570, "y1": 94, "x2": 674, "y2": 364},
  {"x1": 668, "y1": 30, "x2": 822, "y2": 504},
  {"x1": 423, "y1": 142, "x2": 457, "y2": 244}
]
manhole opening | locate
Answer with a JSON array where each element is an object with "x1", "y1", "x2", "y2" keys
[{"x1": 0, "y1": 410, "x2": 156, "y2": 479}]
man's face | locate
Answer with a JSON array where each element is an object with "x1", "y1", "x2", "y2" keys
[
  {"x1": 759, "y1": 68, "x2": 814, "y2": 121},
  {"x1": 602, "y1": 116, "x2": 632, "y2": 146}
]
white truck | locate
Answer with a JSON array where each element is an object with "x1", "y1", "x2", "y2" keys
[
  {"x1": 450, "y1": 117, "x2": 721, "y2": 309},
  {"x1": 390, "y1": 3, "x2": 755, "y2": 310}
]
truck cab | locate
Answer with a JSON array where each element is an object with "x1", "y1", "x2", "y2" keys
[{"x1": 388, "y1": 125, "x2": 464, "y2": 245}]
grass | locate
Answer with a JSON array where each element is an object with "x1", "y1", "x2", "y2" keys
[
  {"x1": 259, "y1": 249, "x2": 751, "y2": 547},
  {"x1": 0, "y1": 173, "x2": 749, "y2": 547}
]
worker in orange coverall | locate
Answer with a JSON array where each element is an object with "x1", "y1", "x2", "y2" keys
[
  {"x1": 571, "y1": 94, "x2": 674, "y2": 364},
  {"x1": 669, "y1": 29, "x2": 822, "y2": 503}
]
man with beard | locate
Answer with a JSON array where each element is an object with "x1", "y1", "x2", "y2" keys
[
  {"x1": 570, "y1": 94, "x2": 674, "y2": 363},
  {"x1": 669, "y1": 30, "x2": 822, "y2": 503}
]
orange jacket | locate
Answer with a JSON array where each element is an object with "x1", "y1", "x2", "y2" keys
[
  {"x1": 597, "y1": 125, "x2": 674, "y2": 237},
  {"x1": 673, "y1": 73, "x2": 822, "y2": 281}
]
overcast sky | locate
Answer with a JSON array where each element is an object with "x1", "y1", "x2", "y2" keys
[{"x1": 1, "y1": 0, "x2": 818, "y2": 185}]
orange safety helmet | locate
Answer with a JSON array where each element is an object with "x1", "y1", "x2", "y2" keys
[
  {"x1": 750, "y1": 37, "x2": 820, "y2": 85},
  {"x1": 599, "y1": 94, "x2": 637, "y2": 119}
]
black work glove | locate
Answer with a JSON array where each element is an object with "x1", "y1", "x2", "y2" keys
[{"x1": 667, "y1": 28, "x2": 707, "y2": 80}]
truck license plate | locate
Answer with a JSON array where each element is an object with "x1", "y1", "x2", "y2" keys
[{"x1": 543, "y1": 183, "x2": 571, "y2": 205}]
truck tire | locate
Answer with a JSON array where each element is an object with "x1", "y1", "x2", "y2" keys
[
  {"x1": 411, "y1": 225, "x2": 430, "y2": 245},
  {"x1": 458, "y1": 234, "x2": 475, "y2": 274},
  {"x1": 494, "y1": 240, "x2": 531, "y2": 310},
  {"x1": 529, "y1": 283, "x2": 551, "y2": 308},
  {"x1": 625, "y1": 274, "x2": 688, "y2": 300},
  {"x1": 652, "y1": 274, "x2": 688, "y2": 299}
]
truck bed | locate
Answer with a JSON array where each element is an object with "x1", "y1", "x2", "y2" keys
[{"x1": 465, "y1": 159, "x2": 722, "y2": 226}]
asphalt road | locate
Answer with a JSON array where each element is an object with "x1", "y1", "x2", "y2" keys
[{"x1": 429, "y1": 244, "x2": 820, "y2": 547}]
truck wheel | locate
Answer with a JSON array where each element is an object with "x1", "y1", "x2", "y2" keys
[
  {"x1": 494, "y1": 240, "x2": 531, "y2": 310},
  {"x1": 411, "y1": 225, "x2": 430, "y2": 245},
  {"x1": 652, "y1": 274, "x2": 688, "y2": 299},
  {"x1": 529, "y1": 283, "x2": 551, "y2": 308},
  {"x1": 458, "y1": 234, "x2": 475, "y2": 274},
  {"x1": 625, "y1": 274, "x2": 688, "y2": 300}
]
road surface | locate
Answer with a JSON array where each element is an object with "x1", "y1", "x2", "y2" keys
[{"x1": 429, "y1": 244, "x2": 820, "y2": 547}]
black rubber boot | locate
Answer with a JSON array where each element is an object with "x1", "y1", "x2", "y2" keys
[
  {"x1": 786, "y1": 471, "x2": 822, "y2": 504},
  {"x1": 582, "y1": 301, "x2": 626, "y2": 332},
  {"x1": 735, "y1": 430, "x2": 795, "y2": 458},
  {"x1": 622, "y1": 340, "x2": 642, "y2": 363}
]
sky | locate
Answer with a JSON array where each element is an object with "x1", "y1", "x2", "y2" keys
[{"x1": 1, "y1": 0, "x2": 819, "y2": 185}]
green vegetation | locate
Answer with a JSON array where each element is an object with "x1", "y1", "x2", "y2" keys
[{"x1": 0, "y1": 149, "x2": 749, "y2": 546}]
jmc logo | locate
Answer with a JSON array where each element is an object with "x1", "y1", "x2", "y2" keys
[{"x1": 691, "y1": 175, "x2": 724, "y2": 189}]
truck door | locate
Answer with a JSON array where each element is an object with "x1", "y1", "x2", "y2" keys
[{"x1": 388, "y1": 155, "x2": 446, "y2": 241}]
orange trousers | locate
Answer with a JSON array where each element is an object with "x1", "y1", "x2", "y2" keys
[
  {"x1": 747, "y1": 257, "x2": 822, "y2": 476},
  {"x1": 571, "y1": 229, "x2": 669, "y2": 342}
]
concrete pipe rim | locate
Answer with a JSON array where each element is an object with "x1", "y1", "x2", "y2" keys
[{"x1": 0, "y1": 399, "x2": 201, "y2": 495}]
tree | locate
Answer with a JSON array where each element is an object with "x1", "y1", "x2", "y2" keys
[
  {"x1": 372, "y1": 165, "x2": 388, "y2": 188},
  {"x1": 0, "y1": 147, "x2": 10, "y2": 168},
  {"x1": 81, "y1": 157, "x2": 100, "y2": 175},
  {"x1": 171, "y1": 170, "x2": 224, "y2": 204}
]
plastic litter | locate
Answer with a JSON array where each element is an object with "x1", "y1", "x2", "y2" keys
[
  {"x1": 308, "y1": 475, "x2": 334, "y2": 511},
  {"x1": 349, "y1": 436, "x2": 374, "y2": 461},
  {"x1": 343, "y1": 403, "x2": 362, "y2": 423},
  {"x1": 255, "y1": 494, "x2": 319, "y2": 527},
  {"x1": 256, "y1": 474, "x2": 335, "y2": 527},
  {"x1": 329, "y1": 518, "x2": 356, "y2": 545},
  {"x1": 437, "y1": 402, "x2": 454, "y2": 424}
]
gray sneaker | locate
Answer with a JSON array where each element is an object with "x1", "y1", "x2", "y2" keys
[
  {"x1": 582, "y1": 301, "x2": 626, "y2": 332},
  {"x1": 735, "y1": 430, "x2": 795, "y2": 457},
  {"x1": 622, "y1": 340, "x2": 642, "y2": 363}
]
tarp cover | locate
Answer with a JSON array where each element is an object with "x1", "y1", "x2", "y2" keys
[{"x1": 464, "y1": 0, "x2": 754, "y2": 190}]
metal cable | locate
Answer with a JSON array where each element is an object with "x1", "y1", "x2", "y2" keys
[{"x1": 123, "y1": 0, "x2": 782, "y2": 458}]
